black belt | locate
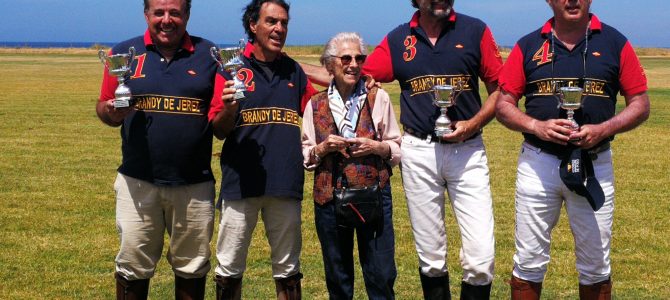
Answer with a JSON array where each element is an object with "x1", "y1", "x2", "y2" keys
[
  {"x1": 525, "y1": 139, "x2": 610, "y2": 160},
  {"x1": 404, "y1": 127, "x2": 480, "y2": 144}
]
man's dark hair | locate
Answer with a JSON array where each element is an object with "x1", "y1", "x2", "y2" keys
[
  {"x1": 143, "y1": 0, "x2": 191, "y2": 14},
  {"x1": 242, "y1": 0, "x2": 290, "y2": 41},
  {"x1": 411, "y1": 0, "x2": 418, "y2": 8}
]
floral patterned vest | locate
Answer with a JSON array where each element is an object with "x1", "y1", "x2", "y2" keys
[{"x1": 311, "y1": 87, "x2": 390, "y2": 205}]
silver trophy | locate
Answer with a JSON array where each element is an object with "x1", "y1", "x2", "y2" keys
[
  {"x1": 432, "y1": 81, "x2": 464, "y2": 136},
  {"x1": 211, "y1": 40, "x2": 246, "y2": 100},
  {"x1": 98, "y1": 47, "x2": 136, "y2": 108},
  {"x1": 557, "y1": 86, "x2": 584, "y2": 131}
]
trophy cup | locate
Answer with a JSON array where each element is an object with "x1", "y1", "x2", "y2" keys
[
  {"x1": 211, "y1": 40, "x2": 246, "y2": 100},
  {"x1": 432, "y1": 81, "x2": 464, "y2": 136},
  {"x1": 557, "y1": 86, "x2": 584, "y2": 131},
  {"x1": 98, "y1": 47, "x2": 136, "y2": 108}
]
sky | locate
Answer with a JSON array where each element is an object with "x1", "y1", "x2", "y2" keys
[{"x1": 1, "y1": 0, "x2": 668, "y2": 48}]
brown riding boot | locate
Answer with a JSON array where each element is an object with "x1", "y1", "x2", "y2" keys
[
  {"x1": 579, "y1": 278, "x2": 612, "y2": 300},
  {"x1": 275, "y1": 273, "x2": 303, "y2": 300},
  {"x1": 175, "y1": 275, "x2": 206, "y2": 300},
  {"x1": 510, "y1": 276, "x2": 542, "y2": 300},
  {"x1": 214, "y1": 275, "x2": 242, "y2": 300},
  {"x1": 115, "y1": 272, "x2": 150, "y2": 300}
]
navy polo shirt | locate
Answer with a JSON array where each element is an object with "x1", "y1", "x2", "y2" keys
[
  {"x1": 209, "y1": 43, "x2": 318, "y2": 201},
  {"x1": 499, "y1": 14, "x2": 647, "y2": 154},
  {"x1": 100, "y1": 30, "x2": 218, "y2": 185},
  {"x1": 363, "y1": 10, "x2": 503, "y2": 135}
]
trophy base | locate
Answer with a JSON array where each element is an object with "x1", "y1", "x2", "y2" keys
[
  {"x1": 114, "y1": 99, "x2": 131, "y2": 108},
  {"x1": 434, "y1": 128, "x2": 453, "y2": 137},
  {"x1": 233, "y1": 90, "x2": 246, "y2": 100}
]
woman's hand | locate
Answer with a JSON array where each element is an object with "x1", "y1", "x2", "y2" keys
[
  {"x1": 315, "y1": 135, "x2": 351, "y2": 158},
  {"x1": 346, "y1": 138, "x2": 390, "y2": 158}
]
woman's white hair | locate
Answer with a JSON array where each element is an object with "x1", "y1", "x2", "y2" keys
[{"x1": 319, "y1": 32, "x2": 367, "y2": 72}]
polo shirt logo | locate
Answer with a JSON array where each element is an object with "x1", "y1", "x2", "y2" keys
[
  {"x1": 133, "y1": 94, "x2": 204, "y2": 115},
  {"x1": 403, "y1": 35, "x2": 418, "y2": 62},
  {"x1": 532, "y1": 40, "x2": 553, "y2": 66},
  {"x1": 455, "y1": 44, "x2": 464, "y2": 49},
  {"x1": 592, "y1": 52, "x2": 601, "y2": 57},
  {"x1": 187, "y1": 70, "x2": 197, "y2": 76},
  {"x1": 407, "y1": 75, "x2": 472, "y2": 96},
  {"x1": 239, "y1": 107, "x2": 300, "y2": 128}
]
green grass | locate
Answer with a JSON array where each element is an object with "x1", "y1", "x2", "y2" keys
[{"x1": 0, "y1": 50, "x2": 669, "y2": 299}]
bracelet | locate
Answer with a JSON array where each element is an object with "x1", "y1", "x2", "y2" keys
[{"x1": 311, "y1": 146, "x2": 321, "y2": 163}]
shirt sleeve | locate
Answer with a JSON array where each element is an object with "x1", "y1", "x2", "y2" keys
[
  {"x1": 498, "y1": 44, "x2": 526, "y2": 100},
  {"x1": 300, "y1": 79, "x2": 319, "y2": 116},
  {"x1": 372, "y1": 89, "x2": 402, "y2": 167},
  {"x1": 619, "y1": 41, "x2": 648, "y2": 96},
  {"x1": 301, "y1": 100, "x2": 319, "y2": 170},
  {"x1": 99, "y1": 49, "x2": 118, "y2": 102},
  {"x1": 479, "y1": 26, "x2": 504, "y2": 83},
  {"x1": 362, "y1": 36, "x2": 395, "y2": 83},
  {"x1": 207, "y1": 72, "x2": 227, "y2": 121}
]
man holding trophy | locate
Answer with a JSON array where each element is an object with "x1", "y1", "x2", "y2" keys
[
  {"x1": 496, "y1": 0, "x2": 650, "y2": 298},
  {"x1": 97, "y1": 0, "x2": 218, "y2": 299},
  {"x1": 207, "y1": 0, "x2": 317, "y2": 299}
]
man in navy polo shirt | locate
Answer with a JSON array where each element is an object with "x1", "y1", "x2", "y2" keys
[
  {"x1": 207, "y1": 0, "x2": 317, "y2": 299},
  {"x1": 97, "y1": 0, "x2": 217, "y2": 299},
  {"x1": 303, "y1": 0, "x2": 502, "y2": 299},
  {"x1": 496, "y1": 0, "x2": 650, "y2": 298}
]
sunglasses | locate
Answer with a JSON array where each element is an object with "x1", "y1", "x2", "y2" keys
[{"x1": 331, "y1": 54, "x2": 367, "y2": 65}]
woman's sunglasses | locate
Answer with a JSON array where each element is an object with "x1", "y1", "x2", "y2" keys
[{"x1": 331, "y1": 54, "x2": 367, "y2": 65}]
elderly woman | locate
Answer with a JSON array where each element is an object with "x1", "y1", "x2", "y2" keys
[{"x1": 302, "y1": 32, "x2": 401, "y2": 299}]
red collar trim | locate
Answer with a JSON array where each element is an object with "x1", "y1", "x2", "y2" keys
[
  {"x1": 243, "y1": 41, "x2": 254, "y2": 58},
  {"x1": 409, "y1": 9, "x2": 457, "y2": 28},
  {"x1": 541, "y1": 14, "x2": 602, "y2": 36},
  {"x1": 143, "y1": 29, "x2": 195, "y2": 53}
]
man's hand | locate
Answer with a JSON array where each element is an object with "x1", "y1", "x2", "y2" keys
[
  {"x1": 97, "y1": 99, "x2": 132, "y2": 127},
  {"x1": 221, "y1": 80, "x2": 239, "y2": 107},
  {"x1": 440, "y1": 119, "x2": 479, "y2": 143},
  {"x1": 362, "y1": 75, "x2": 381, "y2": 90},
  {"x1": 530, "y1": 119, "x2": 574, "y2": 145},
  {"x1": 569, "y1": 123, "x2": 610, "y2": 149}
]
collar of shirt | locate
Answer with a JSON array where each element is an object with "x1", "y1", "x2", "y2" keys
[
  {"x1": 541, "y1": 13, "x2": 603, "y2": 37},
  {"x1": 409, "y1": 8, "x2": 457, "y2": 28},
  {"x1": 142, "y1": 29, "x2": 195, "y2": 53}
]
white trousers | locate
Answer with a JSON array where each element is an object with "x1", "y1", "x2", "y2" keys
[
  {"x1": 401, "y1": 133, "x2": 495, "y2": 285},
  {"x1": 215, "y1": 196, "x2": 302, "y2": 279},
  {"x1": 512, "y1": 142, "x2": 615, "y2": 285},
  {"x1": 114, "y1": 173, "x2": 215, "y2": 280}
]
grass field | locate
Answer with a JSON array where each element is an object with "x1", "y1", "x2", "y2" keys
[{"x1": 0, "y1": 47, "x2": 669, "y2": 299}]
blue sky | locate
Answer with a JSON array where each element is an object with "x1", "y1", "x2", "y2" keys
[{"x1": 1, "y1": 0, "x2": 668, "y2": 48}]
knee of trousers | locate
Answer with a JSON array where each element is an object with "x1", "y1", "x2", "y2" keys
[
  {"x1": 462, "y1": 256, "x2": 495, "y2": 285},
  {"x1": 513, "y1": 263, "x2": 548, "y2": 284},
  {"x1": 116, "y1": 261, "x2": 156, "y2": 281}
]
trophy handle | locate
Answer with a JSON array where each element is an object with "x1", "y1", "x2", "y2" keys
[
  {"x1": 452, "y1": 79, "x2": 465, "y2": 101},
  {"x1": 128, "y1": 47, "x2": 136, "y2": 64},
  {"x1": 98, "y1": 49, "x2": 108, "y2": 66},
  {"x1": 210, "y1": 46, "x2": 222, "y2": 65},
  {"x1": 238, "y1": 39, "x2": 245, "y2": 54}
]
